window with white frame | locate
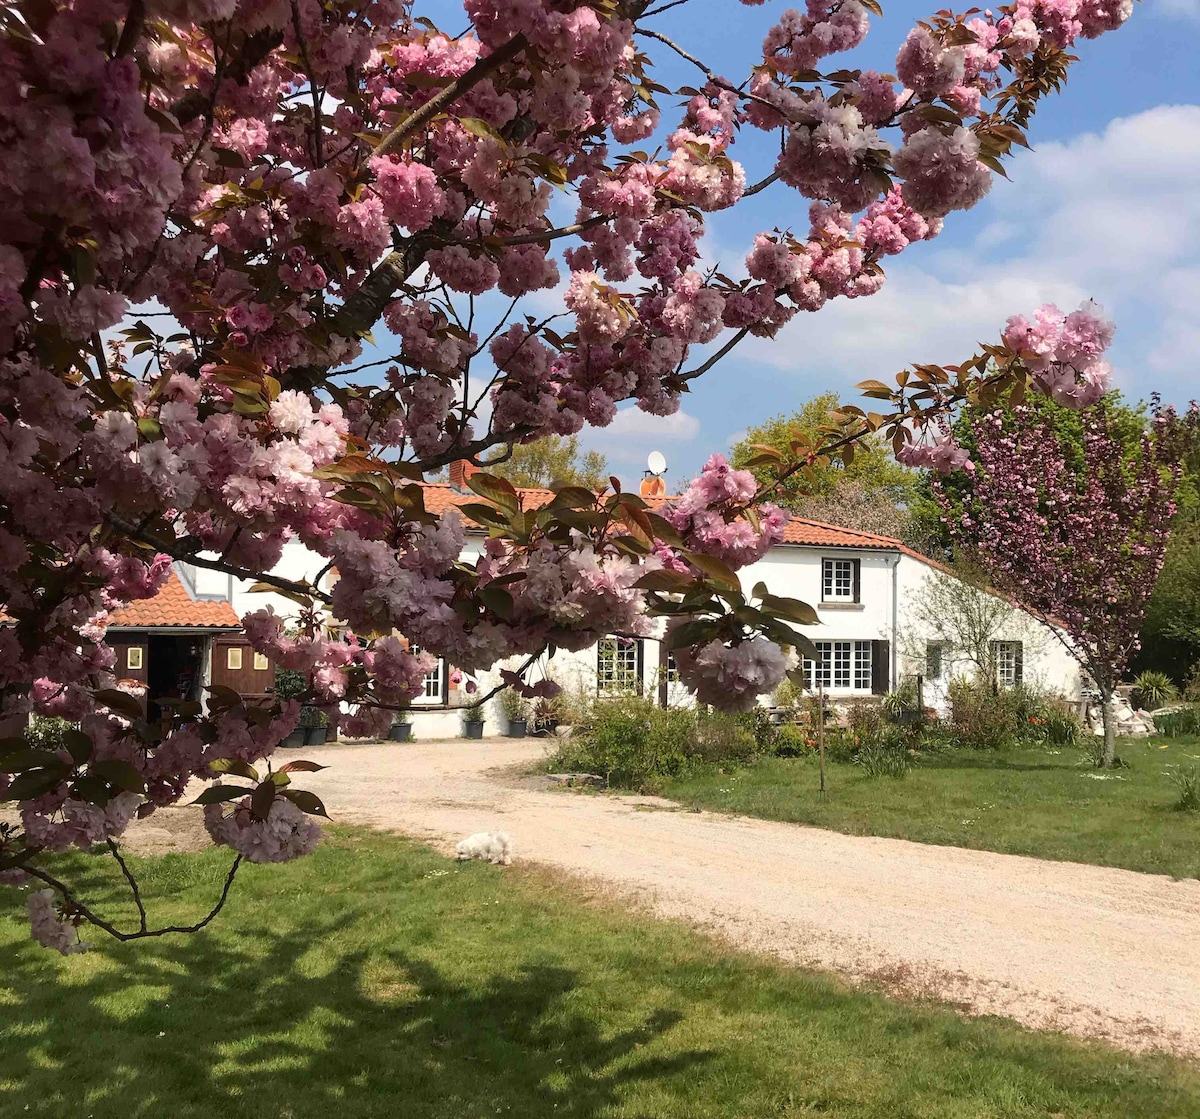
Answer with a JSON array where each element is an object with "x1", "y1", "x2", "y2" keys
[
  {"x1": 925, "y1": 641, "x2": 944, "y2": 680},
  {"x1": 804, "y1": 640, "x2": 873, "y2": 691},
  {"x1": 597, "y1": 637, "x2": 642, "y2": 695},
  {"x1": 409, "y1": 645, "x2": 445, "y2": 705},
  {"x1": 821, "y1": 557, "x2": 857, "y2": 602},
  {"x1": 665, "y1": 650, "x2": 679, "y2": 683},
  {"x1": 126, "y1": 646, "x2": 143, "y2": 671},
  {"x1": 253, "y1": 652, "x2": 269, "y2": 671},
  {"x1": 994, "y1": 641, "x2": 1022, "y2": 688},
  {"x1": 854, "y1": 642, "x2": 873, "y2": 690},
  {"x1": 226, "y1": 646, "x2": 242, "y2": 670}
]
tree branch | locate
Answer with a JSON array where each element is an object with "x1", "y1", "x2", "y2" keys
[
  {"x1": 106, "y1": 837, "x2": 148, "y2": 933},
  {"x1": 679, "y1": 327, "x2": 749, "y2": 382},
  {"x1": 634, "y1": 28, "x2": 783, "y2": 115},
  {"x1": 105, "y1": 514, "x2": 333, "y2": 603},
  {"x1": 495, "y1": 216, "x2": 608, "y2": 247},
  {"x1": 25, "y1": 854, "x2": 243, "y2": 942},
  {"x1": 115, "y1": 0, "x2": 145, "y2": 58},
  {"x1": 743, "y1": 170, "x2": 780, "y2": 198},
  {"x1": 373, "y1": 34, "x2": 529, "y2": 160}
]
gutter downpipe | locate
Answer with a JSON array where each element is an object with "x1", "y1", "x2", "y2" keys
[{"x1": 890, "y1": 551, "x2": 900, "y2": 691}]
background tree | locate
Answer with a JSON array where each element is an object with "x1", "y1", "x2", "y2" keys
[
  {"x1": 937, "y1": 401, "x2": 1192, "y2": 766},
  {"x1": 1132, "y1": 428, "x2": 1200, "y2": 682},
  {"x1": 732, "y1": 393, "x2": 918, "y2": 537},
  {"x1": 0, "y1": 0, "x2": 1134, "y2": 953},
  {"x1": 488, "y1": 436, "x2": 608, "y2": 491},
  {"x1": 911, "y1": 393, "x2": 1200, "y2": 675}
]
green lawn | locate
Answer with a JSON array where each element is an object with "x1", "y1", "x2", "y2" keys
[
  {"x1": 661, "y1": 735, "x2": 1200, "y2": 879},
  {"x1": 3, "y1": 830, "x2": 1200, "y2": 1118}
]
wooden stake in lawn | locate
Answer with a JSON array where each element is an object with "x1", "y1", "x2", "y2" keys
[{"x1": 818, "y1": 683, "x2": 826, "y2": 800}]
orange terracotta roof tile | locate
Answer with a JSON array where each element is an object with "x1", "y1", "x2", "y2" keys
[
  {"x1": 108, "y1": 567, "x2": 240, "y2": 629},
  {"x1": 418, "y1": 482, "x2": 903, "y2": 550}
]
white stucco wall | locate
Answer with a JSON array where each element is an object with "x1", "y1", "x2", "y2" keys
[
  {"x1": 184, "y1": 532, "x2": 1082, "y2": 734},
  {"x1": 893, "y1": 554, "x2": 1082, "y2": 712}
]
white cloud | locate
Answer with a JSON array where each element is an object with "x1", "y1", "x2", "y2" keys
[
  {"x1": 745, "y1": 104, "x2": 1200, "y2": 402},
  {"x1": 744, "y1": 266, "x2": 1083, "y2": 378},
  {"x1": 581, "y1": 406, "x2": 701, "y2": 480},
  {"x1": 603, "y1": 406, "x2": 701, "y2": 441}
]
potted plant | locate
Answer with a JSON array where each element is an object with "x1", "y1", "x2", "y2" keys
[
  {"x1": 530, "y1": 692, "x2": 563, "y2": 737},
  {"x1": 389, "y1": 706, "x2": 413, "y2": 742},
  {"x1": 462, "y1": 707, "x2": 486, "y2": 739},
  {"x1": 300, "y1": 705, "x2": 330, "y2": 746},
  {"x1": 275, "y1": 668, "x2": 308, "y2": 747},
  {"x1": 497, "y1": 688, "x2": 529, "y2": 738}
]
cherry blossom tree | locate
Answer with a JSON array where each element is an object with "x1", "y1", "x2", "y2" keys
[
  {"x1": 0, "y1": 0, "x2": 1137, "y2": 952},
  {"x1": 934, "y1": 393, "x2": 1193, "y2": 767}
]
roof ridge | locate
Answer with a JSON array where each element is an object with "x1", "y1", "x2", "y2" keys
[{"x1": 782, "y1": 513, "x2": 903, "y2": 546}]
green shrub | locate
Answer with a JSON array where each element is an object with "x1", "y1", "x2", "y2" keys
[
  {"x1": 774, "y1": 724, "x2": 815, "y2": 757},
  {"x1": 856, "y1": 735, "x2": 910, "y2": 779},
  {"x1": 771, "y1": 676, "x2": 804, "y2": 717},
  {"x1": 824, "y1": 728, "x2": 858, "y2": 764},
  {"x1": 693, "y1": 709, "x2": 761, "y2": 768},
  {"x1": 1183, "y1": 662, "x2": 1200, "y2": 703},
  {"x1": 846, "y1": 701, "x2": 883, "y2": 743},
  {"x1": 947, "y1": 678, "x2": 1020, "y2": 750},
  {"x1": 733, "y1": 706, "x2": 779, "y2": 754},
  {"x1": 551, "y1": 697, "x2": 693, "y2": 791},
  {"x1": 1132, "y1": 670, "x2": 1178, "y2": 711},
  {"x1": 1172, "y1": 766, "x2": 1200, "y2": 812},
  {"x1": 553, "y1": 698, "x2": 788, "y2": 791},
  {"x1": 497, "y1": 687, "x2": 529, "y2": 723},
  {"x1": 881, "y1": 678, "x2": 921, "y2": 722},
  {"x1": 1040, "y1": 711, "x2": 1081, "y2": 747},
  {"x1": 274, "y1": 668, "x2": 307, "y2": 702},
  {"x1": 298, "y1": 705, "x2": 330, "y2": 728},
  {"x1": 1154, "y1": 706, "x2": 1200, "y2": 738},
  {"x1": 25, "y1": 715, "x2": 76, "y2": 750}
]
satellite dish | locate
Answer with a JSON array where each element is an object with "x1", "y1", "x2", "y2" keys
[{"x1": 647, "y1": 450, "x2": 667, "y2": 476}]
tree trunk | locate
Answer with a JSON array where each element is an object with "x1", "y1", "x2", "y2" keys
[{"x1": 1100, "y1": 689, "x2": 1116, "y2": 768}]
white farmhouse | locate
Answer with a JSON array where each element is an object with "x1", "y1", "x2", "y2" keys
[{"x1": 181, "y1": 471, "x2": 1081, "y2": 739}]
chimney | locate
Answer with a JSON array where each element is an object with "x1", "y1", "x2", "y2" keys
[
  {"x1": 639, "y1": 474, "x2": 666, "y2": 499},
  {"x1": 448, "y1": 459, "x2": 478, "y2": 491}
]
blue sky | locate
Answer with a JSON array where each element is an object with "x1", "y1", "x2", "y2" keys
[{"x1": 558, "y1": 0, "x2": 1200, "y2": 485}]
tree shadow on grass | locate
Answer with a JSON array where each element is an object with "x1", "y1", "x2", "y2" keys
[
  {"x1": 915, "y1": 753, "x2": 1072, "y2": 774},
  {"x1": 0, "y1": 912, "x2": 712, "y2": 1119}
]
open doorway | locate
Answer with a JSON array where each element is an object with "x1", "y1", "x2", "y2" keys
[{"x1": 146, "y1": 635, "x2": 204, "y2": 722}]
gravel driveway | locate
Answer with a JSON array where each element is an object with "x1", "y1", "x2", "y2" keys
[{"x1": 300, "y1": 738, "x2": 1200, "y2": 1057}]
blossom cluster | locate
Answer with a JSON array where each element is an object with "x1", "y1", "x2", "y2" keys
[
  {"x1": 1001, "y1": 301, "x2": 1115, "y2": 409},
  {"x1": 203, "y1": 798, "x2": 322, "y2": 864},
  {"x1": 26, "y1": 889, "x2": 90, "y2": 956},
  {"x1": 899, "y1": 300, "x2": 1118, "y2": 472}
]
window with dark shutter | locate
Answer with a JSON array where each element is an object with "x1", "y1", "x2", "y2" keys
[
  {"x1": 852, "y1": 558, "x2": 861, "y2": 603},
  {"x1": 870, "y1": 640, "x2": 890, "y2": 695}
]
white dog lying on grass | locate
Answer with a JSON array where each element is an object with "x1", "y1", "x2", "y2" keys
[{"x1": 455, "y1": 831, "x2": 512, "y2": 866}]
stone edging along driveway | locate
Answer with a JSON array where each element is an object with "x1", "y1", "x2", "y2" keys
[{"x1": 295, "y1": 738, "x2": 1200, "y2": 1058}]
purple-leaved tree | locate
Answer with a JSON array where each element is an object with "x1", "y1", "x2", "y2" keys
[{"x1": 937, "y1": 399, "x2": 1194, "y2": 766}]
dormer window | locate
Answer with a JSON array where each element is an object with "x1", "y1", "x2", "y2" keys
[{"x1": 821, "y1": 557, "x2": 859, "y2": 603}]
